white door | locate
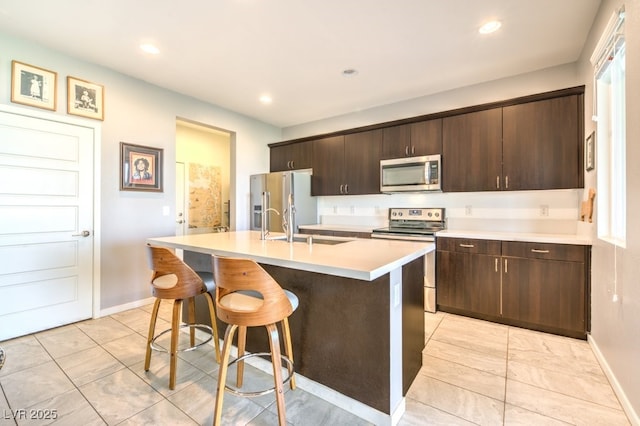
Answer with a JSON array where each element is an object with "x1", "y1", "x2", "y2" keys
[{"x1": 0, "y1": 109, "x2": 95, "y2": 341}]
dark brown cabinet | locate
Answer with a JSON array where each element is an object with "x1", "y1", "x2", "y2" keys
[
  {"x1": 501, "y1": 241, "x2": 588, "y2": 337},
  {"x1": 381, "y1": 120, "x2": 442, "y2": 159},
  {"x1": 443, "y1": 93, "x2": 583, "y2": 192},
  {"x1": 436, "y1": 236, "x2": 590, "y2": 339},
  {"x1": 436, "y1": 238, "x2": 501, "y2": 318},
  {"x1": 502, "y1": 94, "x2": 583, "y2": 190},
  {"x1": 311, "y1": 130, "x2": 382, "y2": 196},
  {"x1": 270, "y1": 140, "x2": 313, "y2": 171},
  {"x1": 442, "y1": 108, "x2": 503, "y2": 192}
]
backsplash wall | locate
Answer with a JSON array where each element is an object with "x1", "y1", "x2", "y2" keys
[{"x1": 317, "y1": 189, "x2": 583, "y2": 235}]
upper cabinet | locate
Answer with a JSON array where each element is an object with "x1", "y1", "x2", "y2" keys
[
  {"x1": 270, "y1": 140, "x2": 313, "y2": 171},
  {"x1": 381, "y1": 119, "x2": 442, "y2": 159},
  {"x1": 311, "y1": 130, "x2": 382, "y2": 196},
  {"x1": 271, "y1": 87, "x2": 584, "y2": 194},
  {"x1": 443, "y1": 92, "x2": 583, "y2": 192},
  {"x1": 502, "y1": 94, "x2": 583, "y2": 190},
  {"x1": 442, "y1": 108, "x2": 503, "y2": 192}
]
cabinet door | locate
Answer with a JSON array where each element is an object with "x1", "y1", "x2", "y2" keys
[
  {"x1": 270, "y1": 141, "x2": 313, "y2": 172},
  {"x1": 381, "y1": 124, "x2": 411, "y2": 159},
  {"x1": 503, "y1": 95, "x2": 582, "y2": 190},
  {"x1": 442, "y1": 108, "x2": 503, "y2": 192},
  {"x1": 410, "y1": 119, "x2": 442, "y2": 156},
  {"x1": 464, "y1": 253, "x2": 501, "y2": 317},
  {"x1": 502, "y1": 257, "x2": 585, "y2": 334},
  {"x1": 311, "y1": 135, "x2": 345, "y2": 196},
  {"x1": 436, "y1": 250, "x2": 465, "y2": 310},
  {"x1": 344, "y1": 129, "x2": 382, "y2": 195}
]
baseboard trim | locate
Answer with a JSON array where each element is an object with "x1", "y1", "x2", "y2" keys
[
  {"x1": 99, "y1": 297, "x2": 155, "y2": 317},
  {"x1": 588, "y1": 334, "x2": 640, "y2": 425}
]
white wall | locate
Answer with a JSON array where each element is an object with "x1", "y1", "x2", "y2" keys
[
  {"x1": 0, "y1": 32, "x2": 281, "y2": 309},
  {"x1": 578, "y1": 0, "x2": 640, "y2": 423}
]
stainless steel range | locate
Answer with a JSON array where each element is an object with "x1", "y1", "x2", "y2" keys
[
  {"x1": 371, "y1": 207, "x2": 445, "y2": 242},
  {"x1": 371, "y1": 207, "x2": 445, "y2": 313}
]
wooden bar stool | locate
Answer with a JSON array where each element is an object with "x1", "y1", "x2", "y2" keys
[
  {"x1": 145, "y1": 245, "x2": 221, "y2": 389},
  {"x1": 211, "y1": 255, "x2": 297, "y2": 426}
]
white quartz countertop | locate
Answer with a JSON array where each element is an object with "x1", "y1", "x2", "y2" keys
[
  {"x1": 436, "y1": 229, "x2": 592, "y2": 245},
  {"x1": 147, "y1": 230, "x2": 433, "y2": 281}
]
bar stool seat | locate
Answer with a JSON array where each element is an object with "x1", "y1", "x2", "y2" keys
[
  {"x1": 144, "y1": 245, "x2": 221, "y2": 390},
  {"x1": 212, "y1": 255, "x2": 297, "y2": 426}
]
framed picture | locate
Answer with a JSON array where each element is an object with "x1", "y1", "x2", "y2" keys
[
  {"x1": 585, "y1": 131, "x2": 595, "y2": 171},
  {"x1": 120, "y1": 142, "x2": 163, "y2": 192},
  {"x1": 10, "y1": 60, "x2": 57, "y2": 110},
  {"x1": 67, "y1": 76, "x2": 104, "y2": 120}
]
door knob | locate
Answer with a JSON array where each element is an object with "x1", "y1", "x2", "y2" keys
[{"x1": 72, "y1": 230, "x2": 91, "y2": 237}]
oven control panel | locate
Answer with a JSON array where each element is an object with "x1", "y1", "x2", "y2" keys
[{"x1": 389, "y1": 208, "x2": 444, "y2": 221}]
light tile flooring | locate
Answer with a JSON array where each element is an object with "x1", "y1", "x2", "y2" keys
[{"x1": 0, "y1": 305, "x2": 630, "y2": 425}]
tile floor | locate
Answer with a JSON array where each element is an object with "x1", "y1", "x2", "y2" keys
[{"x1": 0, "y1": 305, "x2": 631, "y2": 425}]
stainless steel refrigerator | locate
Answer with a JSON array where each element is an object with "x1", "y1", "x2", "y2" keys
[{"x1": 249, "y1": 169, "x2": 317, "y2": 234}]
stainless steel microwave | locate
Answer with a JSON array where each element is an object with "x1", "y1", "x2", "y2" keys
[{"x1": 380, "y1": 155, "x2": 441, "y2": 192}]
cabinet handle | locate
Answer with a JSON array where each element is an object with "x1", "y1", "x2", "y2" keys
[
  {"x1": 505, "y1": 176, "x2": 509, "y2": 189},
  {"x1": 344, "y1": 184, "x2": 349, "y2": 194},
  {"x1": 495, "y1": 258, "x2": 498, "y2": 272},
  {"x1": 290, "y1": 160, "x2": 294, "y2": 169},
  {"x1": 405, "y1": 146, "x2": 409, "y2": 156},
  {"x1": 496, "y1": 176, "x2": 500, "y2": 189},
  {"x1": 339, "y1": 184, "x2": 344, "y2": 194},
  {"x1": 531, "y1": 249, "x2": 550, "y2": 254},
  {"x1": 459, "y1": 243, "x2": 474, "y2": 248},
  {"x1": 504, "y1": 258, "x2": 508, "y2": 274},
  {"x1": 411, "y1": 146, "x2": 415, "y2": 155}
]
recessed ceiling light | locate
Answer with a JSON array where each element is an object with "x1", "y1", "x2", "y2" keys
[
  {"x1": 342, "y1": 68, "x2": 358, "y2": 77},
  {"x1": 259, "y1": 95, "x2": 272, "y2": 104},
  {"x1": 479, "y1": 20, "x2": 502, "y2": 34},
  {"x1": 140, "y1": 43, "x2": 160, "y2": 54}
]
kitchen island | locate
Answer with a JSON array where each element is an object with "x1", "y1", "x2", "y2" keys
[{"x1": 146, "y1": 230, "x2": 433, "y2": 425}]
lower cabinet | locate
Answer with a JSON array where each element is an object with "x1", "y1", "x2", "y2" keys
[
  {"x1": 298, "y1": 228, "x2": 372, "y2": 239},
  {"x1": 436, "y1": 237, "x2": 590, "y2": 339}
]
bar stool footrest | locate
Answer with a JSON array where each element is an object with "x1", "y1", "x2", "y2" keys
[
  {"x1": 225, "y1": 352, "x2": 294, "y2": 397},
  {"x1": 150, "y1": 324, "x2": 214, "y2": 353}
]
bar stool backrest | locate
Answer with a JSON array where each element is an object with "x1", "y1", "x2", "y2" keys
[
  {"x1": 146, "y1": 245, "x2": 206, "y2": 300},
  {"x1": 212, "y1": 256, "x2": 293, "y2": 327}
]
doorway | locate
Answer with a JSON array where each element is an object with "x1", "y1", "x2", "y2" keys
[{"x1": 175, "y1": 119, "x2": 232, "y2": 235}]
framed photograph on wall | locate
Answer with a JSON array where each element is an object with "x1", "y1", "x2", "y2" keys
[
  {"x1": 10, "y1": 60, "x2": 57, "y2": 110},
  {"x1": 585, "y1": 131, "x2": 595, "y2": 171},
  {"x1": 67, "y1": 76, "x2": 104, "y2": 120},
  {"x1": 120, "y1": 142, "x2": 164, "y2": 192}
]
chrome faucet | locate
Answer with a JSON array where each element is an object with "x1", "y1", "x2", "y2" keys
[
  {"x1": 282, "y1": 193, "x2": 296, "y2": 242},
  {"x1": 260, "y1": 192, "x2": 280, "y2": 240}
]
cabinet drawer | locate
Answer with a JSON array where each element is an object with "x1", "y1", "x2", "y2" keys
[
  {"x1": 502, "y1": 241, "x2": 587, "y2": 262},
  {"x1": 436, "y1": 237, "x2": 501, "y2": 255}
]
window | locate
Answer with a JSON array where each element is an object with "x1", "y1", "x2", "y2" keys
[{"x1": 591, "y1": 6, "x2": 626, "y2": 246}]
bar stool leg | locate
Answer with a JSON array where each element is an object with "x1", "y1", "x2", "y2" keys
[
  {"x1": 266, "y1": 323, "x2": 287, "y2": 426},
  {"x1": 203, "y1": 292, "x2": 221, "y2": 363},
  {"x1": 144, "y1": 299, "x2": 161, "y2": 372},
  {"x1": 214, "y1": 324, "x2": 238, "y2": 426},
  {"x1": 187, "y1": 297, "x2": 197, "y2": 347},
  {"x1": 281, "y1": 318, "x2": 296, "y2": 390},
  {"x1": 236, "y1": 326, "x2": 247, "y2": 387},
  {"x1": 169, "y1": 299, "x2": 183, "y2": 390}
]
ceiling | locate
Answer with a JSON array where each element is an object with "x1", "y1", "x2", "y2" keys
[{"x1": 0, "y1": 0, "x2": 601, "y2": 128}]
